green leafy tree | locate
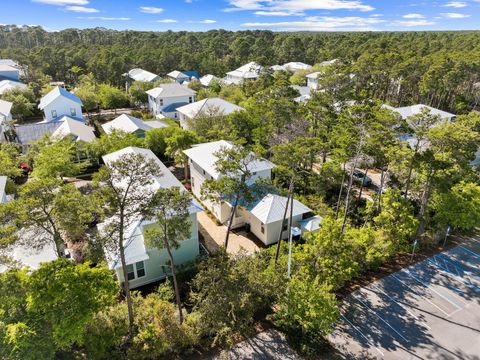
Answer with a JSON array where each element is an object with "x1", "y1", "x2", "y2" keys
[
  {"x1": 144, "y1": 187, "x2": 192, "y2": 324},
  {"x1": 164, "y1": 129, "x2": 200, "y2": 179},
  {"x1": 98, "y1": 84, "x2": 129, "y2": 112},
  {"x1": 0, "y1": 88, "x2": 36, "y2": 120},
  {"x1": 89, "y1": 130, "x2": 145, "y2": 158},
  {"x1": 94, "y1": 151, "x2": 161, "y2": 338}
]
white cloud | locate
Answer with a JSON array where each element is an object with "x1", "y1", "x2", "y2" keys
[
  {"x1": 402, "y1": 13, "x2": 425, "y2": 19},
  {"x1": 139, "y1": 6, "x2": 164, "y2": 14},
  {"x1": 225, "y1": 0, "x2": 374, "y2": 14},
  {"x1": 442, "y1": 1, "x2": 467, "y2": 8},
  {"x1": 254, "y1": 11, "x2": 302, "y2": 16},
  {"x1": 65, "y1": 5, "x2": 98, "y2": 12},
  {"x1": 187, "y1": 19, "x2": 217, "y2": 23},
  {"x1": 83, "y1": 16, "x2": 130, "y2": 20},
  {"x1": 157, "y1": 19, "x2": 178, "y2": 23},
  {"x1": 242, "y1": 15, "x2": 384, "y2": 31},
  {"x1": 393, "y1": 19, "x2": 435, "y2": 26},
  {"x1": 441, "y1": 12, "x2": 471, "y2": 18},
  {"x1": 32, "y1": 0, "x2": 89, "y2": 4}
]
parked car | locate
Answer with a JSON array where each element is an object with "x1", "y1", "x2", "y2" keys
[{"x1": 352, "y1": 170, "x2": 372, "y2": 186}]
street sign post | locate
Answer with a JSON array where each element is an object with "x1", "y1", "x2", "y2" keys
[
  {"x1": 411, "y1": 239, "x2": 418, "y2": 263},
  {"x1": 443, "y1": 225, "x2": 451, "y2": 248}
]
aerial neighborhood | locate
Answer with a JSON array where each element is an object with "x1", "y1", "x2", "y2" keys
[{"x1": 0, "y1": 26, "x2": 479, "y2": 360}]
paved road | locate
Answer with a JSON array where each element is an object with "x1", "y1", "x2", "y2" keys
[{"x1": 330, "y1": 237, "x2": 480, "y2": 360}]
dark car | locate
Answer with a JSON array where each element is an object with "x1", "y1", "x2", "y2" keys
[{"x1": 352, "y1": 170, "x2": 372, "y2": 186}]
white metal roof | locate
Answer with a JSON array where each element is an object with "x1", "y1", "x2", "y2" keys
[
  {"x1": 183, "y1": 140, "x2": 275, "y2": 180},
  {"x1": 102, "y1": 114, "x2": 169, "y2": 134},
  {"x1": 270, "y1": 65, "x2": 284, "y2": 72},
  {"x1": 38, "y1": 86, "x2": 83, "y2": 110},
  {"x1": 167, "y1": 70, "x2": 189, "y2": 79},
  {"x1": 127, "y1": 68, "x2": 159, "y2": 82},
  {"x1": 0, "y1": 80, "x2": 26, "y2": 95},
  {"x1": 0, "y1": 59, "x2": 20, "y2": 67},
  {"x1": 0, "y1": 64, "x2": 19, "y2": 73},
  {"x1": 0, "y1": 99, "x2": 13, "y2": 118},
  {"x1": 385, "y1": 104, "x2": 455, "y2": 120},
  {"x1": 248, "y1": 194, "x2": 312, "y2": 224},
  {"x1": 199, "y1": 74, "x2": 218, "y2": 87},
  {"x1": 306, "y1": 71, "x2": 322, "y2": 79},
  {"x1": 282, "y1": 62, "x2": 312, "y2": 72},
  {"x1": 101, "y1": 147, "x2": 203, "y2": 270},
  {"x1": 52, "y1": 116, "x2": 96, "y2": 143},
  {"x1": 177, "y1": 98, "x2": 244, "y2": 119},
  {"x1": 146, "y1": 83, "x2": 196, "y2": 99},
  {"x1": 226, "y1": 61, "x2": 263, "y2": 80},
  {"x1": 298, "y1": 215, "x2": 323, "y2": 232}
]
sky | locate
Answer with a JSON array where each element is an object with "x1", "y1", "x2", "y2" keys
[{"x1": 1, "y1": 0, "x2": 480, "y2": 32}]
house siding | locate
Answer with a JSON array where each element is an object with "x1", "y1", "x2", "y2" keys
[
  {"x1": 115, "y1": 213, "x2": 200, "y2": 289},
  {"x1": 148, "y1": 94, "x2": 195, "y2": 118},
  {"x1": 43, "y1": 98, "x2": 83, "y2": 122}
]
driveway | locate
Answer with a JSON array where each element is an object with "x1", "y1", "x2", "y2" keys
[
  {"x1": 197, "y1": 211, "x2": 262, "y2": 255},
  {"x1": 330, "y1": 237, "x2": 480, "y2": 359}
]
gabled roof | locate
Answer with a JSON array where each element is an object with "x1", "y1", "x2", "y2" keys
[
  {"x1": 0, "y1": 80, "x2": 27, "y2": 95},
  {"x1": 319, "y1": 59, "x2": 339, "y2": 67},
  {"x1": 14, "y1": 122, "x2": 61, "y2": 144},
  {"x1": 248, "y1": 194, "x2": 312, "y2": 224},
  {"x1": 0, "y1": 59, "x2": 21, "y2": 68},
  {"x1": 101, "y1": 147, "x2": 203, "y2": 270},
  {"x1": 0, "y1": 238, "x2": 58, "y2": 274},
  {"x1": 0, "y1": 99, "x2": 13, "y2": 118},
  {"x1": 52, "y1": 116, "x2": 96, "y2": 143},
  {"x1": 146, "y1": 83, "x2": 196, "y2": 99},
  {"x1": 199, "y1": 74, "x2": 219, "y2": 87},
  {"x1": 384, "y1": 104, "x2": 455, "y2": 120},
  {"x1": 226, "y1": 61, "x2": 263, "y2": 79},
  {"x1": 298, "y1": 215, "x2": 323, "y2": 232},
  {"x1": 0, "y1": 64, "x2": 19, "y2": 73},
  {"x1": 167, "y1": 70, "x2": 190, "y2": 79},
  {"x1": 102, "y1": 114, "x2": 169, "y2": 134},
  {"x1": 39, "y1": 86, "x2": 83, "y2": 110},
  {"x1": 282, "y1": 62, "x2": 312, "y2": 72},
  {"x1": 183, "y1": 140, "x2": 275, "y2": 180},
  {"x1": 177, "y1": 98, "x2": 244, "y2": 119},
  {"x1": 306, "y1": 72, "x2": 322, "y2": 79},
  {"x1": 127, "y1": 68, "x2": 159, "y2": 82}
]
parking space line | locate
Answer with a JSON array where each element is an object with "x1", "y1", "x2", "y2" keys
[
  {"x1": 428, "y1": 257, "x2": 480, "y2": 294},
  {"x1": 340, "y1": 314, "x2": 385, "y2": 357},
  {"x1": 459, "y1": 246, "x2": 480, "y2": 259},
  {"x1": 391, "y1": 274, "x2": 451, "y2": 317},
  {"x1": 369, "y1": 285, "x2": 432, "y2": 330},
  {"x1": 402, "y1": 269, "x2": 462, "y2": 310},
  {"x1": 352, "y1": 295, "x2": 410, "y2": 343}
]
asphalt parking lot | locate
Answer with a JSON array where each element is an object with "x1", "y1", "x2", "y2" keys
[{"x1": 330, "y1": 237, "x2": 480, "y2": 360}]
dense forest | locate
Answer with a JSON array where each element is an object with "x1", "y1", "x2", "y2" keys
[{"x1": 1, "y1": 26, "x2": 480, "y2": 113}]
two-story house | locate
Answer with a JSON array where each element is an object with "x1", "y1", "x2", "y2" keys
[
  {"x1": 225, "y1": 62, "x2": 263, "y2": 85},
  {"x1": 183, "y1": 140, "x2": 314, "y2": 245},
  {"x1": 101, "y1": 146, "x2": 203, "y2": 289},
  {"x1": 176, "y1": 98, "x2": 244, "y2": 130},
  {"x1": 146, "y1": 83, "x2": 196, "y2": 119},
  {"x1": 38, "y1": 87, "x2": 84, "y2": 122}
]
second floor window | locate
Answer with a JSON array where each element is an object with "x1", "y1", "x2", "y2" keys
[
  {"x1": 126, "y1": 261, "x2": 146, "y2": 280},
  {"x1": 159, "y1": 99, "x2": 164, "y2": 106},
  {"x1": 51, "y1": 110, "x2": 57, "y2": 118},
  {"x1": 70, "y1": 108, "x2": 76, "y2": 117},
  {"x1": 189, "y1": 96, "x2": 193, "y2": 103}
]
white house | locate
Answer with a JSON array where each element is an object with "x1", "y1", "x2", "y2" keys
[
  {"x1": 102, "y1": 114, "x2": 169, "y2": 138},
  {"x1": 101, "y1": 147, "x2": 203, "y2": 289},
  {"x1": 146, "y1": 83, "x2": 196, "y2": 119},
  {"x1": 38, "y1": 87, "x2": 84, "y2": 122},
  {"x1": 177, "y1": 98, "x2": 245, "y2": 129},
  {"x1": 225, "y1": 62, "x2": 263, "y2": 84},
  {"x1": 0, "y1": 80, "x2": 27, "y2": 95},
  {"x1": 0, "y1": 64, "x2": 21, "y2": 82},
  {"x1": 307, "y1": 72, "x2": 322, "y2": 90},
  {"x1": 183, "y1": 140, "x2": 314, "y2": 245},
  {"x1": 0, "y1": 99, "x2": 13, "y2": 142},
  {"x1": 199, "y1": 74, "x2": 219, "y2": 87},
  {"x1": 383, "y1": 104, "x2": 456, "y2": 122},
  {"x1": 51, "y1": 116, "x2": 96, "y2": 143},
  {"x1": 167, "y1": 70, "x2": 191, "y2": 84},
  {"x1": 126, "y1": 68, "x2": 160, "y2": 83},
  {"x1": 270, "y1": 62, "x2": 312, "y2": 73}
]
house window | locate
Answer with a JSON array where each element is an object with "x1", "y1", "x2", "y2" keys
[
  {"x1": 174, "y1": 113, "x2": 178, "y2": 119},
  {"x1": 51, "y1": 110, "x2": 57, "y2": 118},
  {"x1": 126, "y1": 261, "x2": 145, "y2": 280},
  {"x1": 261, "y1": 223, "x2": 265, "y2": 234},
  {"x1": 159, "y1": 99, "x2": 164, "y2": 106},
  {"x1": 191, "y1": 177, "x2": 194, "y2": 188},
  {"x1": 136, "y1": 261, "x2": 145, "y2": 278},
  {"x1": 70, "y1": 108, "x2": 76, "y2": 117},
  {"x1": 203, "y1": 170, "x2": 206, "y2": 175},
  {"x1": 126, "y1": 264, "x2": 135, "y2": 281},
  {"x1": 282, "y1": 219, "x2": 288, "y2": 231},
  {"x1": 189, "y1": 96, "x2": 193, "y2": 103}
]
